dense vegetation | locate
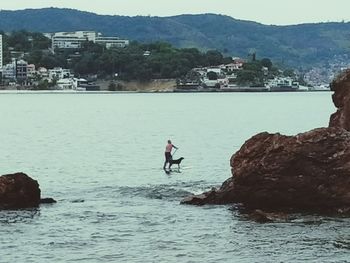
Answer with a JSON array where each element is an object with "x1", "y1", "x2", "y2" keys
[
  {"x1": 68, "y1": 41, "x2": 232, "y2": 80},
  {"x1": 2, "y1": 30, "x2": 297, "y2": 85},
  {"x1": 0, "y1": 8, "x2": 350, "y2": 67},
  {"x1": 1, "y1": 30, "x2": 51, "y2": 63},
  {"x1": 1, "y1": 30, "x2": 235, "y2": 81}
]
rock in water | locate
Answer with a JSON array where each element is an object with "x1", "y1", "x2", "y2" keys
[
  {"x1": 228, "y1": 127, "x2": 350, "y2": 211},
  {"x1": 182, "y1": 127, "x2": 350, "y2": 212},
  {"x1": 0, "y1": 172, "x2": 41, "y2": 209},
  {"x1": 329, "y1": 69, "x2": 350, "y2": 131},
  {"x1": 40, "y1": 198, "x2": 57, "y2": 204},
  {"x1": 182, "y1": 70, "x2": 350, "y2": 213}
]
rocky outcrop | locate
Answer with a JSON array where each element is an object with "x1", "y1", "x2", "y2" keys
[
  {"x1": 182, "y1": 70, "x2": 350, "y2": 213},
  {"x1": 329, "y1": 69, "x2": 350, "y2": 130},
  {"x1": 0, "y1": 172, "x2": 41, "y2": 209},
  {"x1": 229, "y1": 127, "x2": 350, "y2": 211},
  {"x1": 182, "y1": 127, "x2": 350, "y2": 212},
  {"x1": 181, "y1": 178, "x2": 236, "y2": 206}
]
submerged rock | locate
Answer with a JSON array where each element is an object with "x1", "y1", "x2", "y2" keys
[
  {"x1": 40, "y1": 198, "x2": 57, "y2": 204},
  {"x1": 181, "y1": 178, "x2": 236, "y2": 206},
  {"x1": 0, "y1": 172, "x2": 41, "y2": 209},
  {"x1": 245, "y1": 209, "x2": 293, "y2": 223},
  {"x1": 182, "y1": 70, "x2": 350, "y2": 213}
]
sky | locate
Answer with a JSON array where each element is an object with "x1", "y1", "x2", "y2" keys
[{"x1": 1, "y1": 0, "x2": 350, "y2": 25}]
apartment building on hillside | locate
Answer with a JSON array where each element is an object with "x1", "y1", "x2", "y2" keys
[{"x1": 49, "y1": 31, "x2": 129, "y2": 51}]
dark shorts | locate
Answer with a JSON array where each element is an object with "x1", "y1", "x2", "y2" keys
[{"x1": 165, "y1": 152, "x2": 172, "y2": 162}]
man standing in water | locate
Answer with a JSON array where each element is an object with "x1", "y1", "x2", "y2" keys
[{"x1": 163, "y1": 139, "x2": 178, "y2": 170}]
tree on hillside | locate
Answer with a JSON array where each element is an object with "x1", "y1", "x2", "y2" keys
[
  {"x1": 207, "y1": 71, "x2": 218, "y2": 80},
  {"x1": 0, "y1": 29, "x2": 288, "y2": 83},
  {"x1": 31, "y1": 32, "x2": 51, "y2": 50},
  {"x1": 205, "y1": 50, "x2": 223, "y2": 66},
  {"x1": 7, "y1": 30, "x2": 31, "y2": 51},
  {"x1": 283, "y1": 69, "x2": 295, "y2": 77},
  {"x1": 261, "y1": 58, "x2": 273, "y2": 69}
]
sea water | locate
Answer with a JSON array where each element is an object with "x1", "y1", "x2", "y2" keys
[{"x1": 0, "y1": 92, "x2": 348, "y2": 262}]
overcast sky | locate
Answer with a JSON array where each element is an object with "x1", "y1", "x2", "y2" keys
[{"x1": 1, "y1": 0, "x2": 350, "y2": 25}]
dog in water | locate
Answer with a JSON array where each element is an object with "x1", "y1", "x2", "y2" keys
[{"x1": 169, "y1": 157, "x2": 184, "y2": 169}]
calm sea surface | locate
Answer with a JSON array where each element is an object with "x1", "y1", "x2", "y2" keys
[{"x1": 0, "y1": 92, "x2": 348, "y2": 262}]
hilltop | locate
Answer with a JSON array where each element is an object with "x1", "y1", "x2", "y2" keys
[{"x1": 0, "y1": 8, "x2": 350, "y2": 67}]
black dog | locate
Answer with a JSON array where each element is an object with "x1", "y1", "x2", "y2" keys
[{"x1": 169, "y1": 157, "x2": 184, "y2": 169}]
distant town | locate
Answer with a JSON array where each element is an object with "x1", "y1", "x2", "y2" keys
[{"x1": 0, "y1": 30, "x2": 346, "y2": 92}]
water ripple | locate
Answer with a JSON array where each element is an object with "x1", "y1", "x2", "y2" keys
[{"x1": 0, "y1": 209, "x2": 40, "y2": 224}]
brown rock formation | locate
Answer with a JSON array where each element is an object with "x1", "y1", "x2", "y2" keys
[
  {"x1": 232, "y1": 127, "x2": 350, "y2": 211},
  {"x1": 329, "y1": 69, "x2": 350, "y2": 130},
  {"x1": 0, "y1": 172, "x2": 41, "y2": 209},
  {"x1": 182, "y1": 70, "x2": 350, "y2": 213}
]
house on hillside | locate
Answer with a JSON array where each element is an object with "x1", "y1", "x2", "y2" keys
[
  {"x1": 224, "y1": 62, "x2": 244, "y2": 72},
  {"x1": 57, "y1": 78, "x2": 74, "y2": 90},
  {"x1": 207, "y1": 67, "x2": 222, "y2": 75},
  {"x1": 48, "y1": 67, "x2": 71, "y2": 80},
  {"x1": 37, "y1": 67, "x2": 49, "y2": 78},
  {"x1": 16, "y1": 59, "x2": 28, "y2": 81},
  {"x1": 27, "y1": 64, "x2": 36, "y2": 78},
  {"x1": 1, "y1": 59, "x2": 30, "y2": 81}
]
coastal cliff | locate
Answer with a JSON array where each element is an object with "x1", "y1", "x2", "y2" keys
[{"x1": 182, "y1": 70, "x2": 350, "y2": 213}]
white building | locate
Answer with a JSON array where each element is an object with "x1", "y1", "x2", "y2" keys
[
  {"x1": 2, "y1": 59, "x2": 17, "y2": 79},
  {"x1": 52, "y1": 36, "x2": 83, "y2": 49},
  {"x1": 50, "y1": 31, "x2": 129, "y2": 50},
  {"x1": 267, "y1": 77, "x2": 299, "y2": 91},
  {"x1": 55, "y1": 31, "x2": 97, "y2": 41},
  {"x1": 0, "y1": 34, "x2": 2, "y2": 69},
  {"x1": 57, "y1": 78, "x2": 74, "y2": 90},
  {"x1": 95, "y1": 37, "x2": 129, "y2": 48},
  {"x1": 48, "y1": 67, "x2": 71, "y2": 80},
  {"x1": 224, "y1": 62, "x2": 243, "y2": 72},
  {"x1": 73, "y1": 78, "x2": 88, "y2": 90},
  {"x1": 37, "y1": 67, "x2": 49, "y2": 78},
  {"x1": 51, "y1": 31, "x2": 97, "y2": 49},
  {"x1": 27, "y1": 64, "x2": 36, "y2": 78}
]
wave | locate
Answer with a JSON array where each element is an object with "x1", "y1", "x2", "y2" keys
[
  {"x1": 0, "y1": 208, "x2": 40, "y2": 224},
  {"x1": 97, "y1": 180, "x2": 219, "y2": 202}
]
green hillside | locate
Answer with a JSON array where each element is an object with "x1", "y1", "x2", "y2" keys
[{"x1": 0, "y1": 8, "x2": 349, "y2": 67}]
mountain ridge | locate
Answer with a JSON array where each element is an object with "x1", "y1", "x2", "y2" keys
[{"x1": 0, "y1": 8, "x2": 349, "y2": 67}]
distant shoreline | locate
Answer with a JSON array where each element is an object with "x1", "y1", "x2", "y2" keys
[{"x1": 0, "y1": 89, "x2": 331, "y2": 94}]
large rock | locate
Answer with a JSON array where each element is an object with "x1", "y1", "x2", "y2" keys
[
  {"x1": 228, "y1": 127, "x2": 350, "y2": 211},
  {"x1": 329, "y1": 69, "x2": 350, "y2": 131},
  {"x1": 0, "y1": 172, "x2": 41, "y2": 209},
  {"x1": 182, "y1": 127, "x2": 350, "y2": 212},
  {"x1": 182, "y1": 70, "x2": 350, "y2": 213}
]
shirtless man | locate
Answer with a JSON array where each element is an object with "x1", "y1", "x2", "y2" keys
[{"x1": 163, "y1": 140, "x2": 178, "y2": 170}]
